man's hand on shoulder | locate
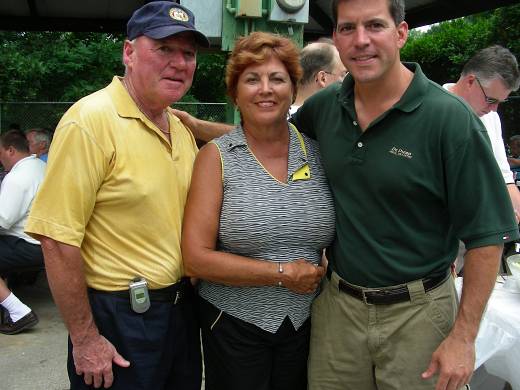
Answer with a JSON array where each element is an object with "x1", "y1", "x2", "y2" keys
[
  {"x1": 171, "y1": 108, "x2": 197, "y2": 130},
  {"x1": 73, "y1": 332, "x2": 130, "y2": 389},
  {"x1": 171, "y1": 108, "x2": 233, "y2": 142}
]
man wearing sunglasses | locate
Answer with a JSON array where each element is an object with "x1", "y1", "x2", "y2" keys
[
  {"x1": 444, "y1": 46, "x2": 520, "y2": 276},
  {"x1": 445, "y1": 45, "x2": 520, "y2": 224}
]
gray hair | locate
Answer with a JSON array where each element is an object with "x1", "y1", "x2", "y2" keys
[
  {"x1": 331, "y1": 0, "x2": 405, "y2": 28},
  {"x1": 26, "y1": 128, "x2": 51, "y2": 148},
  {"x1": 462, "y1": 45, "x2": 520, "y2": 91},
  {"x1": 300, "y1": 42, "x2": 338, "y2": 85}
]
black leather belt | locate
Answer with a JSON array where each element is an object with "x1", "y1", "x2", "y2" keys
[
  {"x1": 88, "y1": 278, "x2": 191, "y2": 305},
  {"x1": 327, "y1": 269, "x2": 450, "y2": 305}
]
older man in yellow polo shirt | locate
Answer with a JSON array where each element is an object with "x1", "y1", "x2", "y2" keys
[{"x1": 25, "y1": 2, "x2": 209, "y2": 389}]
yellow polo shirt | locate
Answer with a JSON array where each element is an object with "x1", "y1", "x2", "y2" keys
[{"x1": 26, "y1": 76, "x2": 198, "y2": 290}]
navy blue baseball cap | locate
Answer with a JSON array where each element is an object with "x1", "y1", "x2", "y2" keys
[{"x1": 127, "y1": 1, "x2": 210, "y2": 48}]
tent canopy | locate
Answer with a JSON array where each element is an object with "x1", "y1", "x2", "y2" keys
[{"x1": 0, "y1": 0, "x2": 517, "y2": 40}]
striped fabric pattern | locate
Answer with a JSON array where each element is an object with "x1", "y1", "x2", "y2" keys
[{"x1": 198, "y1": 125, "x2": 335, "y2": 333}]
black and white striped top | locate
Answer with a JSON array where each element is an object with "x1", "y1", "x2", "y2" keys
[{"x1": 198, "y1": 124, "x2": 335, "y2": 333}]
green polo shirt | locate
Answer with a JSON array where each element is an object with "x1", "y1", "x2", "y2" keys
[{"x1": 292, "y1": 63, "x2": 518, "y2": 287}]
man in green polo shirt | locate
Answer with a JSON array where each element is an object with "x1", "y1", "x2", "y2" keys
[{"x1": 291, "y1": 0, "x2": 519, "y2": 389}]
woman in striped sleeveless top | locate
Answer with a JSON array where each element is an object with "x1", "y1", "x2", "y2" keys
[{"x1": 182, "y1": 31, "x2": 335, "y2": 390}]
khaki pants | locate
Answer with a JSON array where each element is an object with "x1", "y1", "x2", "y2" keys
[{"x1": 308, "y1": 271, "x2": 458, "y2": 390}]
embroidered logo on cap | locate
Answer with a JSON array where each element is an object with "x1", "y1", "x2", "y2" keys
[{"x1": 169, "y1": 7, "x2": 189, "y2": 22}]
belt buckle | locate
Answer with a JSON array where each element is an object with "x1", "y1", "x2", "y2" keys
[
  {"x1": 361, "y1": 290, "x2": 369, "y2": 305},
  {"x1": 361, "y1": 288, "x2": 374, "y2": 305},
  {"x1": 362, "y1": 287, "x2": 384, "y2": 305}
]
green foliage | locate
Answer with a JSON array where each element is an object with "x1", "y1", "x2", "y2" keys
[
  {"x1": 0, "y1": 31, "x2": 124, "y2": 102},
  {"x1": 0, "y1": 31, "x2": 228, "y2": 104},
  {"x1": 490, "y1": 4, "x2": 520, "y2": 56},
  {"x1": 491, "y1": 4, "x2": 520, "y2": 137},
  {"x1": 402, "y1": 15, "x2": 495, "y2": 84},
  {"x1": 191, "y1": 52, "x2": 228, "y2": 103}
]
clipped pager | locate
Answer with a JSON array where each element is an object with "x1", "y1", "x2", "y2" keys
[{"x1": 129, "y1": 277, "x2": 150, "y2": 313}]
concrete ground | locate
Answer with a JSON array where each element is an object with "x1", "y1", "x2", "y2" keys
[
  {"x1": 0, "y1": 272, "x2": 69, "y2": 390},
  {"x1": 0, "y1": 273, "x2": 207, "y2": 390}
]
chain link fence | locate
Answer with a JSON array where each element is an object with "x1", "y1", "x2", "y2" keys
[
  {"x1": 1, "y1": 97, "x2": 518, "y2": 140},
  {"x1": 0, "y1": 101, "x2": 228, "y2": 134}
]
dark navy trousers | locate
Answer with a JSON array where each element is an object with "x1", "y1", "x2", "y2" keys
[{"x1": 0, "y1": 234, "x2": 43, "y2": 272}]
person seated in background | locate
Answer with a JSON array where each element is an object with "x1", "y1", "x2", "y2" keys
[
  {"x1": 25, "y1": 128, "x2": 51, "y2": 162},
  {"x1": 290, "y1": 38, "x2": 347, "y2": 116},
  {"x1": 181, "y1": 31, "x2": 335, "y2": 390},
  {"x1": 0, "y1": 124, "x2": 22, "y2": 182},
  {"x1": 0, "y1": 130, "x2": 46, "y2": 335}
]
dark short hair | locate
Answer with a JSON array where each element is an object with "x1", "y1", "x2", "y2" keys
[
  {"x1": 0, "y1": 130, "x2": 29, "y2": 153},
  {"x1": 8, "y1": 123, "x2": 21, "y2": 131},
  {"x1": 462, "y1": 45, "x2": 520, "y2": 91},
  {"x1": 26, "y1": 128, "x2": 52, "y2": 148},
  {"x1": 225, "y1": 31, "x2": 302, "y2": 102},
  {"x1": 300, "y1": 42, "x2": 338, "y2": 85},
  {"x1": 331, "y1": 0, "x2": 405, "y2": 28}
]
